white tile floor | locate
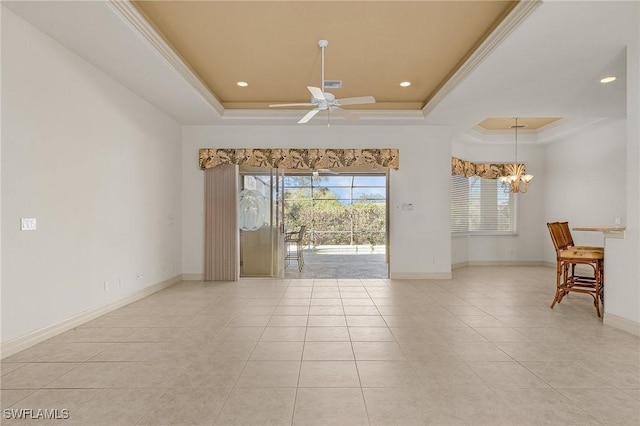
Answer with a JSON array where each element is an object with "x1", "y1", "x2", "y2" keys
[{"x1": 1, "y1": 266, "x2": 639, "y2": 425}]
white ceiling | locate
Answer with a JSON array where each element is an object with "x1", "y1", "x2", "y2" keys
[
  {"x1": 425, "y1": 0, "x2": 632, "y2": 144},
  {"x1": 3, "y1": 1, "x2": 635, "y2": 142}
]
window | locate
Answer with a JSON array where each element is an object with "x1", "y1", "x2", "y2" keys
[
  {"x1": 451, "y1": 175, "x2": 517, "y2": 234},
  {"x1": 283, "y1": 174, "x2": 387, "y2": 246}
]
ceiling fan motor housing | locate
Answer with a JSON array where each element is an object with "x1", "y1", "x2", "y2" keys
[{"x1": 311, "y1": 92, "x2": 335, "y2": 109}]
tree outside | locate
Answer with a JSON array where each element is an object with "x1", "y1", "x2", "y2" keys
[{"x1": 283, "y1": 175, "x2": 386, "y2": 247}]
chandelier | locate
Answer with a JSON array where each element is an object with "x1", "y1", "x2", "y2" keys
[{"x1": 499, "y1": 118, "x2": 533, "y2": 193}]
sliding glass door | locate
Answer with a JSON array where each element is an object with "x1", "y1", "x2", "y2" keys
[{"x1": 238, "y1": 166, "x2": 284, "y2": 277}]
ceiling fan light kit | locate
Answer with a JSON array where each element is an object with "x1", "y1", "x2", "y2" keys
[{"x1": 269, "y1": 39, "x2": 375, "y2": 124}]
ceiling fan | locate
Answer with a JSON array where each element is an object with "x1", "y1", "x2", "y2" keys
[{"x1": 269, "y1": 39, "x2": 376, "y2": 124}]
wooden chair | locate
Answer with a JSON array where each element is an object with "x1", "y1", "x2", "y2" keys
[
  {"x1": 285, "y1": 225, "x2": 306, "y2": 272},
  {"x1": 547, "y1": 222, "x2": 604, "y2": 317},
  {"x1": 558, "y1": 222, "x2": 603, "y2": 251}
]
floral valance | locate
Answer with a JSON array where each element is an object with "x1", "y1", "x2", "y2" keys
[
  {"x1": 451, "y1": 157, "x2": 525, "y2": 179},
  {"x1": 199, "y1": 148, "x2": 399, "y2": 170}
]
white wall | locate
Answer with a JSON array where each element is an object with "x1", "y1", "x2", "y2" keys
[
  {"x1": 182, "y1": 124, "x2": 452, "y2": 279},
  {"x1": 540, "y1": 3, "x2": 639, "y2": 329},
  {"x1": 543, "y1": 119, "x2": 627, "y2": 261},
  {"x1": 605, "y1": 13, "x2": 640, "y2": 328},
  {"x1": 542, "y1": 116, "x2": 638, "y2": 328},
  {"x1": 1, "y1": 9, "x2": 182, "y2": 343},
  {"x1": 451, "y1": 142, "x2": 547, "y2": 265}
]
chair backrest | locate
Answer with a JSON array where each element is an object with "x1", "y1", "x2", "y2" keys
[
  {"x1": 547, "y1": 222, "x2": 570, "y2": 253},
  {"x1": 297, "y1": 225, "x2": 307, "y2": 242},
  {"x1": 558, "y1": 222, "x2": 576, "y2": 247},
  {"x1": 286, "y1": 225, "x2": 306, "y2": 243}
]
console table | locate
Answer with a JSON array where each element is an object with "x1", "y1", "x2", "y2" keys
[{"x1": 572, "y1": 226, "x2": 626, "y2": 239}]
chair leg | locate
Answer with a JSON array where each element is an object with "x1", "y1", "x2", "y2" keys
[
  {"x1": 551, "y1": 261, "x2": 570, "y2": 309},
  {"x1": 599, "y1": 262, "x2": 605, "y2": 303},
  {"x1": 594, "y1": 260, "x2": 603, "y2": 317},
  {"x1": 297, "y1": 241, "x2": 303, "y2": 272},
  {"x1": 551, "y1": 261, "x2": 564, "y2": 309},
  {"x1": 590, "y1": 288, "x2": 602, "y2": 318},
  {"x1": 551, "y1": 262, "x2": 560, "y2": 308}
]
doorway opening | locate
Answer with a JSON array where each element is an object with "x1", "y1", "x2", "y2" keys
[{"x1": 283, "y1": 171, "x2": 389, "y2": 279}]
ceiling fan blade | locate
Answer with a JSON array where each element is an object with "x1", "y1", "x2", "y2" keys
[
  {"x1": 336, "y1": 96, "x2": 376, "y2": 106},
  {"x1": 269, "y1": 103, "x2": 315, "y2": 108},
  {"x1": 298, "y1": 108, "x2": 321, "y2": 124},
  {"x1": 332, "y1": 107, "x2": 359, "y2": 121},
  {"x1": 307, "y1": 86, "x2": 325, "y2": 100}
]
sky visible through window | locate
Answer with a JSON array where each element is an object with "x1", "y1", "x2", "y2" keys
[{"x1": 284, "y1": 175, "x2": 386, "y2": 206}]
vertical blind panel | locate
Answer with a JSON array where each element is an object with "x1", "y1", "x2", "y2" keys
[
  {"x1": 204, "y1": 164, "x2": 239, "y2": 281},
  {"x1": 451, "y1": 175, "x2": 517, "y2": 233}
]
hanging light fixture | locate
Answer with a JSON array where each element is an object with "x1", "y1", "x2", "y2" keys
[{"x1": 499, "y1": 118, "x2": 533, "y2": 193}]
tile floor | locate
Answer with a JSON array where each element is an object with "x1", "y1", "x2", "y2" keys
[{"x1": 1, "y1": 266, "x2": 639, "y2": 425}]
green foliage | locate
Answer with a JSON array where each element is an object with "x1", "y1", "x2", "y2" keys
[
  {"x1": 351, "y1": 202, "x2": 386, "y2": 245},
  {"x1": 285, "y1": 189, "x2": 386, "y2": 246}
]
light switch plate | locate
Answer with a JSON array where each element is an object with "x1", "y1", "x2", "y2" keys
[
  {"x1": 21, "y1": 218, "x2": 37, "y2": 231},
  {"x1": 401, "y1": 203, "x2": 414, "y2": 211}
]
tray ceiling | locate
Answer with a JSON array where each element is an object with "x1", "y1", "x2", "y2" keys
[
  {"x1": 478, "y1": 117, "x2": 562, "y2": 131},
  {"x1": 133, "y1": 0, "x2": 516, "y2": 111}
]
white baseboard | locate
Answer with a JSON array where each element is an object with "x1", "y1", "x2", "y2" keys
[
  {"x1": 452, "y1": 261, "x2": 553, "y2": 270},
  {"x1": 603, "y1": 312, "x2": 640, "y2": 336},
  {"x1": 182, "y1": 273, "x2": 204, "y2": 281},
  {"x1": 389, "y1": 272, "x2": 452, "y2": 280},
  {"x1": 0, "y1": 275, "x2": 182, "y2": 359}
]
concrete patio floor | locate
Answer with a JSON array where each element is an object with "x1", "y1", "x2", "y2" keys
[{"x1": 284, "y1": 246, "x2": 388, "y2": 279}]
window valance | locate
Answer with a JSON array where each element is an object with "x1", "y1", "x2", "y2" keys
[
  {"x1": 451, "y1": 156, "x2": 525, "y2": 179},
  {"x1": 199, "y1": 148, "x2": 399, "y2": 171}
]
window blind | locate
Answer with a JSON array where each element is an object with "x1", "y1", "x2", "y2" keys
[{"x1": 451, "y1": 175, "x2": 517, "y2": 234}]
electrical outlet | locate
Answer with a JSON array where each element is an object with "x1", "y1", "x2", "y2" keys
[
  {"x1": 118, "y1": 278, "x2": 122, "y2": 288},
  {"x1": 21, "y1": 218, "x2": 37, "y2": 231},
  {"x1": 104, "y1": 281, "x2": 110, "y2": 291},
  {"x1": 136, "y1": 273, "x2": 144, "y2": 279},
  {"x1": 614, "y1": 217, "x2": 622, "y2": 226}
]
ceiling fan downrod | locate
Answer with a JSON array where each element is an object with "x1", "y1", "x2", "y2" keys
[{"x1": 318, "y1": 39, "x2": 328, "y2": 93}]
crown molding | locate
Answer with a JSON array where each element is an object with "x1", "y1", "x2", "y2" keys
[
  {"x1": 107, "y1": 0, "x2": 225, "y2": 117},
  {"x1": 422, "y1": 0, "x2": 542, "y2": 117},
  {"x1": 108, "y1": 0, "x2": 543, "y2": 126},
  {"x1": 221, "y1": 109, "x2": 426, "y2": 126}
]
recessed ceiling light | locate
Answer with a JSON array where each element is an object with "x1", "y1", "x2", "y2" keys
[
  {"x1": 399, "y1": 81, "x2": 411, "y2": 87},
  {"x1": 236, "y1": 81, "x2": 249, "y2": 87},
  {"x1": 600, "y1": 76, "x2": 616, "y2": 83}
]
